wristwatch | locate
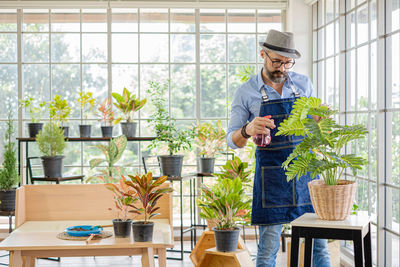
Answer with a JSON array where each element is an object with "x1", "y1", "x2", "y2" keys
[{"x1": 241, "y1": 123, "x2": 251, "y2": 139}]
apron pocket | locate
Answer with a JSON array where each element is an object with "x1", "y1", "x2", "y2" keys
[{"x1": 261, "y1": 166, "x2": 295, "y2": 208}]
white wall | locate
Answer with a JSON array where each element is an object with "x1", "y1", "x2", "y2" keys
[{"x1": 285, "y1": 0, "x2": 313, "y2": 78}]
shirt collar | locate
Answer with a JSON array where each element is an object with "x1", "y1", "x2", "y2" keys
[{"x1": 257, "y1": 68, "x2": 291, "y2": 93}]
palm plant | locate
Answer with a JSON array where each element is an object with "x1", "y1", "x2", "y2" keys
[{"x1": 276, "y1": 97, "x2": 367, "y2": 185}]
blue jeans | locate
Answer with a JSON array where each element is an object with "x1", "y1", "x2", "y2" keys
[{"x1": 256, "y1": 224, "x2": 331, "y2": 267}]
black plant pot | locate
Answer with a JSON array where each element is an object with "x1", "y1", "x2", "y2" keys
[
  {"x1": 120, "y1": 122, "x2": 137, "y2": 138},
  {"x1": 27, "y1": 123, "x2": 43, "y2": 138},
  {"x1": 41, "y1": 155, "x2": 64, "y2": 178},
  {"x1": 61, "y1": 126, "x2": 69, "y2": 137},
  {"x1": 158, "y1": 155, "x2": 184, "y2": 177},
  {"x1": 0, "y1": 189, "x2": 16, "y2": 211},
  {"x1": 198, "y1": 157, "x2": 215, "y2": 174},
  {"x1": 213, "y1": 227, "x2": 240, "y2": 252},
  {"x1": 112, "y1": 219, "x2": 132, "y2": 238},
  {"x1": 132, "y1": 221, "x2": 154, "y2": 242},
  {"x1": 79, "y1": 125, "x2": 92, "y2": 138},
  {"x1": 101, "y1": 126, "x2": 113, "y2": 138}
]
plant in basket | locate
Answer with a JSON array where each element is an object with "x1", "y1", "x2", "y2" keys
[
  {"x1": 276, "y1": 97, "x2": 367, "y2": 220},
  {"x1": 124, "y1": 172, "x2": 173, "y2": 242},
  {"x1": 193, "y1": 120, "x2": 226, "y2": 174},
  {"x1": 197, "y1": 177, "x2": 251, "y2": 252},
  {"x1": 105, "y1": 176, "x2": 138, "y2": 237},
  {"x1": 98, "y1": 98, "x2": 116, "y2": 138},
  {"x1": 112, "y1": 87, "x2": 146, "y2": 138}
]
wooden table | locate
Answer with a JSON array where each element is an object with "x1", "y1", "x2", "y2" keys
[
  {"x1": 290, "y1": 213, "x2": 372, "y2": 267},
  {"x1": 0, "y1": 229, "x2": 169, "y2": 267}
]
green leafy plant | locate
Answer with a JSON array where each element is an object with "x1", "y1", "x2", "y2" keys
[
  {"x1": 124, "y1": 172, "x2": 173, "y2": 223},
  {"x1": 236, "y1": 65, "x2": 256, "y2": 83},
  {"x1": 36, "y1": 122, "x2": 66, "y2": 157},
  {"x1": 112, "y1": 87, "x2": 146, "y2": 123},
  {"x1": 19, "y1": 97, "x2": 47, "y2": 123},
  {"x1": 98, "y1": 98, "x2": 116, "y2": 126},
  {"x1": 194, "y1": 120, "x2": 226, "y2": 158},
  {"x1": 276, "y1": 97, "x2": 368, "y2": 185},
  {"x1": 77, "y1": 91, "x2": 96, "y2": 122},
  {"x1": 49, "y1": 95, "x2": 71, "y2": 127},
  {"x1": 87, "y1": 135, "x2": 127, "y2": 183},
  {"x1": 0, "y1": 108, "x2": 19, "y2": 190},
  {"x1": 105, "y1": 176, "x2": 138, "y2": 221},
  {"x1": 146, "y1": 81, "x2": 195, "y2": 155},
  {"x1": 197, "y1": 177, "x2": 251, "y2": 230},
  {"x1": 213, "y1": 156, "x2": 252, "y2": 184}
]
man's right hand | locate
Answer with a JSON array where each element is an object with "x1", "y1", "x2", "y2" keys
[{"x1": 245, "y1": 116, "x2": 276, "y2": 136}]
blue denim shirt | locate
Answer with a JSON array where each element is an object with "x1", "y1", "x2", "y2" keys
[{"x1": 227, "y1": 69, "x2": 314, "y2": 149}]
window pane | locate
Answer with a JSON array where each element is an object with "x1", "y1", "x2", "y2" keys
[
  {"x1": 227, "y1": 9, "x2": 255, "y2": 33},
  {"x1": 51, "y1": 64, "x2": 81, "y2": 118},
  {"x1": 326, "y1": 0, "x2": 334, "y2": 22},
  {"x1": 51, "y1": 33, "x2": 80, "y2": 62},
  {"x1": 140, "y1": 34, "x2": 168, "y2": 62},
  {"x1": 228, "y1": 64, "x2": 256, "y2": 102},
  {"x1": 228, "y1": 34, "x2": 256, "y2": 63},
  {"x1": 171, "y1": 34, "x2": 195, "y2": 63},
  {"x1": 112, "y1": 64, "x2": 138, "y2": 95},
  {"x1": 371, "y1": 41, "x2": 377, "y2": 109},
  {"x1": 392, "y1": 34, "x2": 400, "y2": 108},
  {"x1": 23, "y1": 34, "x2": 49, "y2": 62},
  {"x1": 392, "y1": 0, "x2": 400, "y2": 31},
  {"x1": 371, "y1": 0, "x2": 377, "y2": 40},
  {"x1": 112, "y1": 34, "x2": 138, "y2": 62},
  {"x1": 171, "y1": 64, "x2": 196, "y2": 118},
  {"x1": 82, "y1": 34, "x2": 107, "y2": 62},
  {"x1": 257, "y1": 10, "x2": 281, "y2": 33},
  {"x1": 357, "y1": 4, "x2": 368, "y2": 45},
  {"x1": 82, "y1": 64, "x2": 107, "y2": 103},
  {"x1": 112, "y1": 8, "x2": 138, "y2": 32},
  {"x1": 326, "y1": 23, "x2": 334, "y2": 57},
  {"x1": 200, "y1": 9, "x2": 225, "y2": 32},
  {"x1": 171, "y1": 9, "x2": 195, "y2": 32},
  {"x1": 357, "y1": 45, "x2": 368, "y2": 110},
  {"x1": 23, "y1": 9, "x2": 49, "y2": 32},
  {"x1": 82, "y1": 9, "x2": 107, "y2": 32},
  {"x1": 140, "y1": 9, "x2": 168, "y2": 32},
  {"x1": 350, "y1": 50, "x2": 356, "y2": 110},
  {"x1": 393, "y1": 112, "x2": 400, "y2": 187},
  {"x1": 388, "y1": 232, "x2": 400, "y2": 267},
  {"x1": 326, "y1": 57, "x2": 334, "y2": 105},
  {"x1": 201, "y1": 64, "x2": 226, "y2": 118},
  {"x1": 200, "y1": 34, "x2": 225, "y2": 63},
  {"x1": 348, "y1": 12, "x2": 356, "y2": 48},
  {"x1": 22, "y1": 64, "x2": 50, "y2": 104},
  {"x1": 0, "y1": 9, "x2": 17, "y2": 31},
  {"x1": 317, "y1": 28, "x2": 324, "y2": 59},
  {"x1": 51, "y1": 9, "x2": 80, "y2": 32},
  {"x1": 0, "y1": 34, "x2": 17, "y2": 62},
  {"x1": 335, "y1": 55, "x2": 339, "y2": 109},
  {"x1": 317, "y1": 0, "x2": 324, "y2": 27},
  {"x1": 0, "y1": 65, "x2": 17, "y2": 118}
]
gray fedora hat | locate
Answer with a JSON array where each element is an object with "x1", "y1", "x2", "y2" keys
[{"x1": 259, "y1": 29, "x2": 301, "y2": 59}]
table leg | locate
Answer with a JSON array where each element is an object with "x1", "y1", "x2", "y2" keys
[
  {"x1": 10, "y1": 251, "x2": 22, "y2": 267},
  {"x1": 158, "y1": 248, "x2": 166, "y2": 267},
  {"x1": 141, "y1": 247, "x2": 155, "y2": 267},
  {"x1": 25, "y1": 142, "x2": 29, "y2": 185},
  {"x1": 180, "y1": 179, "x2": 183, "y2": 260},
  {"x1": 363, "y1": 224, "x2": 372, "y2": 267},
  {"x1": 353, "y1": 230, "x2": 364, "y2": 267},
  {"x1": 22, "y1": 256, "x2": 35, "y2": 267},
  {"x1": 304, "y1": 237, "x2": 313, "y2": 267},
  {"x1": 290, "y1": 227, "x2": 300, "y2": 267}
]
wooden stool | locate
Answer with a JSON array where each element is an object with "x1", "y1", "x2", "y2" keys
[
  {"x1": 190, "y1": 231, "x2": 249, "y2": 266},
  {"x1": 198, "y1": 248, "x2": 255, "y2": 267},
  {"x1": 290, "y1": 213, "x2": 372, "y2": 267}
]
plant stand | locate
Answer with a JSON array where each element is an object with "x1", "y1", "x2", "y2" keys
[
  {"x1": 190, "y1": 231, "x2": 249, "y2": 267},
  {"x1": 197, "y1": 248, "x2": 254, "y2": 267}
]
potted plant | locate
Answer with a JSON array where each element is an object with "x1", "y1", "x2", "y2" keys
[
  {"x1": 194, "y1": 120, "x2": 226, "y2": 174},
  {"x1": 276, "y1": 97, "x2": 367, "y2": 220},
  {"x1": 213, "y1": 156, "x2": 252, "y2": 185},
  {"x1": 77, "y1": 91, "x2": 96, "y2": 138},
  {"x1": 105, "y1": 176, "x2": 138, "y2": 237},
  {"x1": 147, "y1": 81, "x2": 195, "y2": 177},
  {"x1": 0, "y1": 108, "x2": 19, "y2": 211},
  {"x1": 19, "y1": 97, "x2": 47, "y2": 138},
  {"x1": 197, "y1": 177, "x2": 251, "y2": 252},
  {"x1": 98, "y1": 98, "x2": 115, "y2": 138},
  {"x1": 112, "y1": 87, "x2": 146, "y2": 138},
  {"x1": 35, "y1": 122, "x2": 66, "y2": 178},
  {"x1": 87, "y1": 135, "x2": 127, "y2": 184},
  {"x1": 124, "y1": 172, "x2": 173, "y2": 242},
  {"x1": 49, "y1": 95, "x2": 71, "y2": 137}
]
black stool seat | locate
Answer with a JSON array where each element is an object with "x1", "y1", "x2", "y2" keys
[{"x1": 290, "y1": 213, "x2": 372, "y2": 267}]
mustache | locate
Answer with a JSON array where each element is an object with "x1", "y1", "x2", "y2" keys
[{"x1": 271, "y1": 71, "x2": 287, "y2": 76}]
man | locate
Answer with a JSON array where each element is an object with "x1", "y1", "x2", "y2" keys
[{"x1": 227, "y1": 29, "x2": 331, "y2": 267}]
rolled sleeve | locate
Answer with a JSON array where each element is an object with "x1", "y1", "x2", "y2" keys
[{"x1": 227, "y1": 85, "x2": 251, "y2": 149}]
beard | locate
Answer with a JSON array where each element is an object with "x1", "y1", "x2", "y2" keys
[{"x1": 265, "y1": 68, "x2": 288, "y2": 84}]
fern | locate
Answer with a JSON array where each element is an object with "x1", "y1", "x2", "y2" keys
[{"x1": 277, "y1": 97, "x2": 367, "y2": 185}]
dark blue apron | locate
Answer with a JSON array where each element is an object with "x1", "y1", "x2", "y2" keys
[{"x1": 251, "y1": 81, "x2": 314, "y2": 225}]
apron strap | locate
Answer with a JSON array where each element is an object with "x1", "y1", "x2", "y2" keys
[
  {"x1": 261, "y1": 86, "x2": 269, "y2": 102},
  {"x1": 288, "y1": 73, "x2": 300, "y2": 97}
]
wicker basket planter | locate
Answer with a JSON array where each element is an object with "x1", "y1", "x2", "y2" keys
[{"x1": 308, "y1": 179, "x2": 357, "y2": 221}]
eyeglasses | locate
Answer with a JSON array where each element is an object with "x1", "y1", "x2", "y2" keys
[{"x1": 264, "y1": 51, "x2": 295, "y2": 69}]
